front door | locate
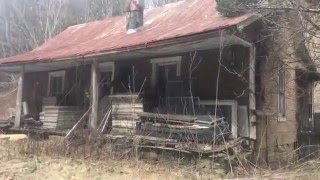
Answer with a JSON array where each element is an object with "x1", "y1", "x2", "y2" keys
[{"x1": 156, "y1": 64, "x2": 177, "y2": 98}]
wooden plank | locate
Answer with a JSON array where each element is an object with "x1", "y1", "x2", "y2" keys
[
  {"x1": 112, "y1": 120, "x2": 137, "y2": 127},
  {"x1": 249, "y1": 46, "x2": 257, "y2": 140},
  {"x1": 43, "y1": 106, "x2": 82, "y2": 110},
  {"x1": 14, "y1": 66, "x2": 24, "y2": 128},
  {"x1": 43, "y1": 114, "x2": 83, "y2": 117},
  {"x1": 137, "y1": 145, "x2": 191, "y2": 154},
  {"x1": 90, "y1": 61, "x2": 99, "y2": 131},
  {"x1": 112, "y1": 110, "x2": 143, "y2": 114},
  {"x1": 112, "y1": 104, "x2": 143, "y2": 108},
  {"x1": 112, "y1": 115, "x2": 139, "y2": 119},
  {"x1": 108, "y1": 94, "x2": 139, "y2": 98},
  {"x1": 134, "y1": 135, "x2": 178, "y2": 144},
  {"x1": 238, "y1": 106, "x2": 249, "y2": 138},
  {"x1": 112, "y1": 107, "x2": 143, "y2": 111},
  {"x1": 140, "y1": 118, "x2": 197, "y2": 125},
  {"x1": 195, "y1": 117, "x2": 225, "y2": 124},
  {"x1": 138, "y1": 112, "x2": 197, "y2": 122}
]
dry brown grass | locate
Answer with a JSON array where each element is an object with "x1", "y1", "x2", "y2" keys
[
  {"x1": 0, "y1": 136, "x2": 227, "y2": 180},
  {"x1": 1, "y1": 136, "x2": 320, "y2": 180}
]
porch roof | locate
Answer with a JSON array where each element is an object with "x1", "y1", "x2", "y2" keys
[{"x1": 0, "y1": 0, "x2": 259, "y2": 72}]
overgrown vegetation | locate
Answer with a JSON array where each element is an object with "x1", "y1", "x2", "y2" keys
[
  {"x1": 1, "y1": 136, "x2": 320, "y2": 179},
  {"x1": 216, "y1": 0, "x2": 319, "y2": 67},
  {"x1": 216, "y1": 0, "x2": 260, "y2": 17}
]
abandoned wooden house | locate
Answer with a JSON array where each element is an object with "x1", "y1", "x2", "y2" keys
[{"x1": 0, "y1": 0, "x2": 318, "y2": 164}]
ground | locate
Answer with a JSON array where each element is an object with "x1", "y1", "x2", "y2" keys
[
  {"x1": 1, "y1": 134, "x2": 320, "y2": 180},
  {"x1": 0, "y1": 156, "x2": 199, "y2": 180},
  {"x1": 0, "y1": 135, "x2": 222, "y2": 180}
]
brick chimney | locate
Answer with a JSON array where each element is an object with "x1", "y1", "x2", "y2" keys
[{"x1": 126, "y1": 0, "x2": 144, "y2": 33}]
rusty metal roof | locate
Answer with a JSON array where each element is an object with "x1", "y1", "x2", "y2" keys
[{"x1": 0, "y1": 0, "x2": 253, "y2": 65}]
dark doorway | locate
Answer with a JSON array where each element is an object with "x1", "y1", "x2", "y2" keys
[{"x1": 100, "y1": 71, "x2": 113, "y2": 98}]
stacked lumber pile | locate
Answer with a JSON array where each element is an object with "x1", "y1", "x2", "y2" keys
[
  {"x1": 40, "y1": 106, "x2": 83, "y2": 130},
  {"x1": 137, "y1": 112, "x2": 230, "y2": 144},
  {"x1": 109, "y1": 94, "x2": 143, "y2": 134}
]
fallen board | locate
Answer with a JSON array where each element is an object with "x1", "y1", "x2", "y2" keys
[{"x1": 138, "y1": 112, "x2": 197, "y2": 123}]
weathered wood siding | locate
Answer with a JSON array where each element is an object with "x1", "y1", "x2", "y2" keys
[{"x1": 22, "y1": 65, "x2": 91, "y2": 116}]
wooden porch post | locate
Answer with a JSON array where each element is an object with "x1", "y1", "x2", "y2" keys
[
  {"x1": 249, "y1": 46, "x2": 257, "y2": 139},
  {"x1": 90, "y1": 61, "x2": 99, "y2": 131},
  {"x1": 14, "y1": 66, "x2": 24, "y2": 128}
]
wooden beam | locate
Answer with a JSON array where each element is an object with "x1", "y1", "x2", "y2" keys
[
  {"x1": 249, "y1": 46, "x2": 257, "y2": 140},
  {"x1": 90, "y1": 61, "x2": 99, "y2": 131},
  {"x1": 14, "y1": 66, "x2": 24, "y2": 128}
]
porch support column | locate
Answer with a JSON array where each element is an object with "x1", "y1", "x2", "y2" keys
[
  {"x1": 90, "y1": 61, "x2": 99, "y2": 131},
  {"x1": 249, "y1": 46, "x2": 257, "y2": 139},
  {"x1": 14, "y1": 66, "x2": 24, "y2": 128}
]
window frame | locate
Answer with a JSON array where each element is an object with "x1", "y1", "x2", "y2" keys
[
  {"x1": 150, "y1": 56, "x2": 182, "y2": 87},
  {"x1": 47, "y1": 70, "x2": 66, "y2": 96}
]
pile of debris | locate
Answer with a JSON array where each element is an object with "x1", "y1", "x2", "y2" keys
[
  {"x1": 136, "y1": 112, "x2": 230, "y2": 143},
  {"x1": 133, "y1": 112, "x2": 233, "y2": 156}
]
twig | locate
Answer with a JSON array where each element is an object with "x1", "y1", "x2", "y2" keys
[
  {"x1": 213, "y1": 30, "x2": 225, "y2": 165},
  {"x1": 99, "y1": 107, "x2": 112, "y2": 134}
]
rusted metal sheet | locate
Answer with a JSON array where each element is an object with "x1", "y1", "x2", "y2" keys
[{"x1": 0, "y1": 0, "x2": 253, "y2": 65}]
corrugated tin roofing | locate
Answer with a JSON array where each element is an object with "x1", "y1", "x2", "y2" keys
[{"x1": 0, "y1": 0, "x2": 253, "y2": 65}]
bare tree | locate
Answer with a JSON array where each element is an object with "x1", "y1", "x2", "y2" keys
[{"x1": 217, "y1": 0, "x2": 320, "y2": 66}]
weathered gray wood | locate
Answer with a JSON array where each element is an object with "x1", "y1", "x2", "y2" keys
[
  {"x1": 137, "y1": 145, "x2": 191, "y2": 154},
  {"x1": 90, "y1": 61, "x2": 99, "y2": 131},
  {"x1": 199, "y1": 100, "x2": 238, "y2": 139},
  {"x1": 249, "y1": 46, "x2": 256, "y2": 140},
  {"x1": 112, "y1": 104, "x2": 143, "y2": 108},
  {"x1": 238, "y1": 106, "x2": 249, "y2": 138},
  {"x1": 14, "y1": 66, "x2": 24, "y2": 128},
  {"x1": 138, "y1": 112, "x2": 197, "y2": 122},
  {"x1": 108, "y1": 94, "x2": 139, "y2": 98},
  {"x1": 65, "y1": 107, "x2": 91, "y2": 140},
  {"x1": 195, "y1": 118, "x2": 224, "y2": 125}
]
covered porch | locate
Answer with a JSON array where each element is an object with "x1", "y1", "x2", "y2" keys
[{"x1": 4, "y1": 31, "x2": 257, "y2": 146}]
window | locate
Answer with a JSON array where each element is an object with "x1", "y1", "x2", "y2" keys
[
  {"x1": 47, "y1": 71, "x2": 65, "y2": 96},
  {"x1": 151, "y1": 57, "x2": 182, "y2": 97},
  {"x1": 150, "y1": 56, "x2": 181, "y2": 86},
  {"x1": 278, "y1": 65, "x2": 286, "y2": 120}
]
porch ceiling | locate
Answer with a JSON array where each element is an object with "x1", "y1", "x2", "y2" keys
[{"x1": 0, "y1": 34, "x2": 252, "y2": 73}]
